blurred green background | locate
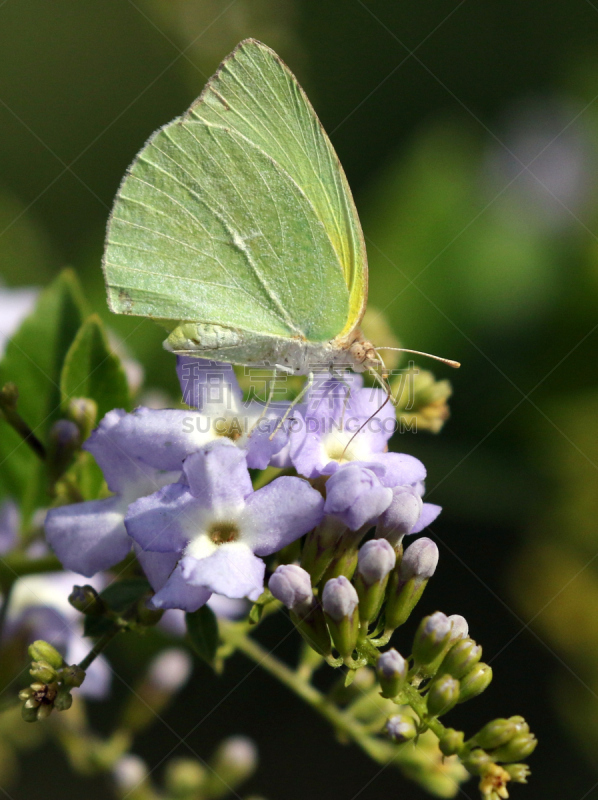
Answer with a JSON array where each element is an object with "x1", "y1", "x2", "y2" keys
[{"x1": 1, "y1": 1, "x2": 598, "y2": 797}]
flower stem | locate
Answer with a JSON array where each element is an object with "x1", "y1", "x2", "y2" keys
[
  {"x1": 0, "y1": 383, "x2": 47, "y2": 461},
  {"x1": 220, "y1": 622, "x2": 395, "y2": 764},
  {"x1": 78, "y1": 626, "x2": 122, "y2": 672}
]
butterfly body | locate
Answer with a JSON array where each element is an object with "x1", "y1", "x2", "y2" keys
[{"x1": 165, "y1": 321, "x2": 378, "y2": 375}]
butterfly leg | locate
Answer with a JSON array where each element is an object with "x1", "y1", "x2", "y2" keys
[{"x1": 268, "y1": 370, "x2": 314, "y2": 441}]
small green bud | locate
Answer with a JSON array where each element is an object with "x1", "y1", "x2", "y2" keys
[
  {"x1": 439, "y1": 728, "x2": 464, "y2": 756},
  {"x1": 69, "y1": 585, "x2": 106, "y2": 615},
  {"x1": 36, "y1": 703, "x2": 54, "y2": 721},
  {"x1": 21, "y1": 703, "x2": 39, "y2": 723},
  {"x1": 438, "y1": 637, "x2": 482, "y2": 679},
  {"x1": 376, "y1": 649, "x2": 407, "y2": 698},
  {"x1": 354, "y1": 539, "x2": 396, "y2": 624},
  {"x1": 68, "y1": 397, "x2": 98, "y2": 441},
  {"x1": 28, "y1": 640, "x2": 64, "y2": 669},
  {"x1": 59, "y1": 664, "x2": 86, "y2": 688},
  {"x1": 23, "y1": 696, "x2": 40, "y2": 710},
  {"x1": 509, "y1": 715, "x2": 529, "y2": 734},
  {"x1": 54, "y1": 686, "x2": 73, "y2": 712},
  {"x1": 164, "y1": 758, "x2": 207, "y2": 799},
  {"x1": 504, "y1": 763, "x2": 531, "y2": 783},
  {"x1": 386, "y1": 714, "x2": 418, "y2": 742},
  {"x1": 458, "y1": 663, "x2": 492, "y2": 703},
  {"x1": 29, "y1": 660, "x2": 58, "y2": 683},
  {"x1": 204, "y1": 736, "x2": 258, "y2": 799},
  {"x1": 412, "y1": 612, "x2": 452, "y2": 667},
  {"x1": 462, "y1": 748, "x2": 492, "y2": 775},
  {"x1": 18, "y1": 688, "x2": 34, "y2": 702},
  {"x1": 426, "y1": 674, "x2": 460, "y2": 717},
  {"x1": 492, "y1": 732, "x2": 537, "y2": 762},
  {"x1": 321, "y1": 577, "x2": 359, "y2": 660},
  {"x1": 473, "y1": 718, "x2": 518, "y2": 750}
]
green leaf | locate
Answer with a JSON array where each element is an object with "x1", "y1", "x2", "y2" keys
[
  {"x1": 60, "y1": 313, "x2": 130, "y2": 421},
  {"x1": 99, "y1": 577, "x2": 151, "y2": 614},
  {"x1": 185, "y1": 606, "x2": 219, "y2": 667},
  {"x1": 0, "y1": 269, "x2": 86, "y2": 517}
]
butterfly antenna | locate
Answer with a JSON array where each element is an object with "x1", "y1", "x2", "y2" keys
[{"x1": 376, "y1": 347, "x2": 460, "y2": 369}]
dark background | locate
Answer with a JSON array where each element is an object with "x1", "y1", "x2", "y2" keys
[{"x1": 2, "y1": 1, "x2": 598, "y2": 798}]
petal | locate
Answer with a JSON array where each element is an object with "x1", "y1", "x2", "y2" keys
[
  {"x1": 182, "y1": 443, "x2": 252, "y2": 508},
  {"x1": 180, "y1": 543, "x2": 265, "y2": 601},
  {"x1": 410, "y1": 503, "x2": 442, "y2": 534},
  {"x1": 150, "y1": 564, "x2": 212, "y2": 612},
  {"x1": 134, "y1": 545, "x2": 179, "y2": 592},
  {"x1": 367, "y1": 453, "x2": 427, "y2": 488},
  {"x1": 45, "y1": 496, "x2": 130, "y2": 576},
  {"x1": 177, "y1": 357, "x2": 242, "y2": 411},
  {"x1": 125, "y1": 483, "x2": 207, "y2": 554},
  {"x1": 245, "y1": 404, "x2": 293, "y2": 470},
  {"x1": 240, "y1": 476, "x2": 325, "y2": 556}
]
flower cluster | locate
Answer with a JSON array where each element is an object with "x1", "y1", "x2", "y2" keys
[{"x1": 45, "y1": 360, "x2": 440, "y2": 613}]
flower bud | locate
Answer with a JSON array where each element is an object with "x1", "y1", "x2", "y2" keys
[
  {"x1": 376, "y1": 486, "x2": 422, "y2": 546},
  {"x1": 164, "y1": 759, "x2": 207, "y2": 799},
  {"x1": 324, "y1": 464, "x2": 392, "y2": 531},
  {"x1": 322, "y1": 576, "x2": 359, "y2": 660},
  {"x1": 412, "y1": 612, "x2": 452, "y2": 668},
  {"x1": 59, "y1": 664, "x2": 86, "y2": 688},
  {"x1": 54, "y1": 686, "x2": 73, "y2": 712},
  {"x1": 457, "y1": 663, "x2": 493, "y2": 703},
  {"x1": 376, "y1": 649, "x2": 407, "y2": 698},
  {"x1": 504, "y1": 763, "x2": 531, "y2": 783},
  {"x1": 462, "y1": 748, "x2": 492, "y2": 775},
  {"x1": 47, "y1": 419, "x2": 80, "y2": 483},
  {"x1": 354, "y1": 539, "x2": 396, "y2": 624},
  {"x1": 384, "y1": 538, "x2": 438, "y2": 632},
  {"x1": 439, "y1": 728, "x2": 464, "y2": 756},
  {"x1": 68, "y1": 584, "x2": 106, "y2": 615},
  {"x1": 68, "y1": 397, "x2": 98, "y2": 441},
  {"x1": 438, "y1": 637, "x2": 482, "y2": 679},
  {"x1": 426, "y1": 674, "x2": 460, "y2": 717},
  {"x1": 447, "y1": 614, "x2": 469, "y2": 641},
  {"x1": 204, "y1": 736, "x2": 258, "y2": 799},
  {"x1": 21, "y1": 703, "x2": 39, "y2": 723},
  {"x1": 491, "y1": 731, "x2": 537, "y2": 762},
  {"x1": 301, "y1": 516, "x2": 347, "y2": 584},
  {"x1": 473, "y1": 718, "x2": 518, "y2": 750},
  {"x1": 29, "y1": 661, "x2": 58, "y2": 683},
  {"x1": 28, "y1": 640, "x2": 63, "y2": 669},
  {"x1": 112, "y1": 754, "x2": 149, "y2": 793},
  {"x1": 268, "y1": 565, "x2": 313, "y2": 615},
  {"x1": 386, "y1": 714, "x2": 417, "y2": 742}
]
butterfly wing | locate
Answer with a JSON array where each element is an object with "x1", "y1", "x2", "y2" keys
[{"x1": 103, "y1": 39, "x2": 367, "y2": 342}]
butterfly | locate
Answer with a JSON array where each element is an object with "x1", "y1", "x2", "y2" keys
[{"x1": 102, "y1": 38, "x2": 458, "y2": 399}]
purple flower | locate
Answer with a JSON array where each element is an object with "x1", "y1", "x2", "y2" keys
[
  {"x1": 125, "y1": 442, "x2": 324, "y2": 611},
  {"x1": 289, "y1": 376, "x2": 426, "y2": 486},
  {"x1": 45, "y1": 409, "x2": 181, "y2": 576},
  {"x1": 323, "y1": 463, "x2": 392, "y2": 530}
]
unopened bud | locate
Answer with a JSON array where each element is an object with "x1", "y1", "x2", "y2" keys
[
  {"x1": 28, "y1": 640, "x2": 63, "y2": 669},
  {"x1": 491, "y1": 731, "x2": 537, "y2": 762},
  {"x1": 462, "y1": 748, "x2": 492, "y2": 775},
  {"x1": 68, "y1": 584, "x2": 106, "y2": 615},
  {"x1": 322, "y1": 576, "x2": 359, "y2": 660},
  {"x1": 447, "y1": 614, "x2": 469, "y2": 641},
  {"x1": 400, "y1": 537, "x2": 439, "y2": 583},
  {"x1": 204, "y1": 736, "x2": 258, "y2": 799},
  {"x1": 376, "y1": 649, "x2": 407, "y2": 698},
  {"x1": 268, "y1": 565, "x2": 313, "y2": 615},
  {"x1": 21, "y1": 703, "x2": 39, "y2": 723},
  {"x1": 384, "y1": 538, "x2": 439, "y2": 632},
  {"x1": 164, "y1": 758, "x2": 207, "y2": 799},
  {"x1": 474, "y1": 718, "x2": 518, "y2": 750},
  {"x1": 54, "y1": 686, "x2": 73, "y2": 712},
  {"x1": 59, "y1": 664, "x2": 86, "y2": 688},
  {"x1": 354, "y1": 539, "x2": 396, "y2": 623},
  {"x1": 426, "y1": 674, "x2": 460, "y2": 717},
  {"x1": 412, "y1": 612, "x2": 452, "y2": 667},
  {"x1": 439, "y1": 728, "x2": 464, "y2": 756},
  {"x1": 29, "y1": 661, "x2": 58, "y2": 683},
  {"x1": 376, "y1": 486, "x2": 423, "y2": 546},
  {"x1": 386, "y1": 714, "x2": 417, "y2": 742},
  {"x1": 438, "y1": 637, "x2": 482, "y2": 679},
  {"x1": 458, "y1": 663, "x2": 493, "y2": 703},
  {"x1": 68, "y1": 397, "x2": 98, "y2": 441},
  {"x1": 504, "y1": 763, "x2": 531, "y2": 783},
  {"x1": 47, "y1": 419, "x2": 80, "y2": 483}
]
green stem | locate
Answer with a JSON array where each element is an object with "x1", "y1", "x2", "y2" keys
[
  {"x1": 0, "y1": 384, "x2": 46, "y2": 461},
  {"x1": 0, "y1": 581, "x2": 14, "y2": 645},
  {"x1": 78, "y1": 627, "x2": 122, "y2": 672},
  {"x1": 221, "y1": 622, "x2": 392, "y2": 764},
  {"x1": 0, "y1": 553, "x2": 62, "y2": 589}
]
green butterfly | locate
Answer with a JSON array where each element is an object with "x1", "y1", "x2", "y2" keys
[{"x1": 103, "y1": 39, "x2": 457, "y2": 384}]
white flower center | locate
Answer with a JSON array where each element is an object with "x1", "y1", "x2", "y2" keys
[{"x1": 322, "y1": 431, "x2": 368, "y2": 465}]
